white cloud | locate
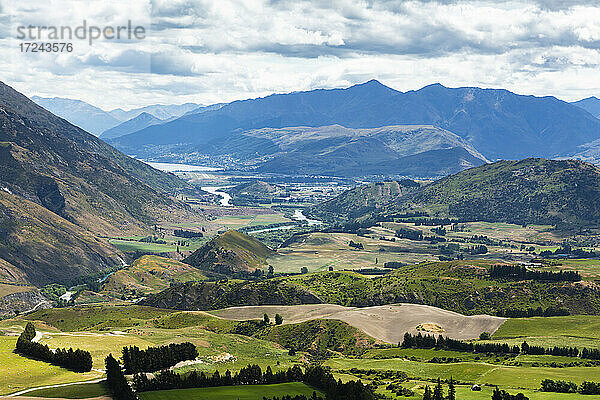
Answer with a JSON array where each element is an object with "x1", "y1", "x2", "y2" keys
[{"x1": 0, "y1": 0, "x2": 598, "y2": 109}]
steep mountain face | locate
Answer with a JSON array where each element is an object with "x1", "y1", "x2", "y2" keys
[
  {"x1": 0, "y1": 81, "x2": 199, "y2": 284},
  {"x1": 31, "y1": 96, "x2": 120, "y2": 135},
  {"x1": 306, "y1": 180, "x2": 421, "y2": 222},
  {"x1": 183, "y1": 230, "x2": 273, "y2": 276},
  {"x1": 1, "y1": 81, "x2": 194, "y2": 235},
  {"x1": 109, "y1": 80, "x2": 600, "y2": 162},
  {"x1": 100, "y1": 112, "x2": 163, "y2": 139},
  {"x1": 369, "y1": 159, "x2": 600, "y2": 228},
  {"x1": 0, "y1": 190, "x2": 125, "y2": 285},
  {"x1": 572, "y1": 97, "x2": 600, "y2": 118}
]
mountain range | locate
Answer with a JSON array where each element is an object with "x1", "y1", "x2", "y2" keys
[
  {"x1": 572, "y1": 96, "x2": 600, "y2": 118},
  {"x1": 31, "y1": 96, "x2": 121, "y2": 135},
  {"x1": 1, "y1": 81, "x2": 197, "y2": 285},
  {"x1": 108, "y1": 81, "x2": 599, "y2": 158},
  {"x1": 100, "y1": 112, "x2": 164, "y2": 140},
  {"x1": 31, "y1": 96, "x2": 203, "y2": 136}
]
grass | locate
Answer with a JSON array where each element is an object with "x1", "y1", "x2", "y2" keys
[
  {"x1": 137, "y1": 382, "x2": 320, "y2": 400},
  {"x1": 493, "y1": 315, "x2": 600, "y2": 340},
  {"x1": 24, "y1": 305, "x2": 175, "y2": 331},
  {"x1": 26, "y1": 382, "x2": 109, "y2": 398},
  {"x1": 39, "y1": 332, "x2": 155, "y2": 369},
  {"x1": 324, "y1": 357, "x2": 600, "y2": 390},
  {"x1": 0, "y1": 337, "x2": 100, "y2": 395},
  {"x1": 0, "y1": 283, "x2": 35, "y2": 298},
  {"x1": 102, "y1": 255, "x2": 207, "y2": 298}
]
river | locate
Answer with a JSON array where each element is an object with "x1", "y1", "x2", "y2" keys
[
  {"x1": 292, "y1": 209, "x2": 322, "y2": 225},
  {"x1": 201, "y1": 186, "x2": 233, "y2": 206}
]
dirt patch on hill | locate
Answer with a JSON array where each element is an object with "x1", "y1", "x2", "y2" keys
[{"x1": 210, "y1": 303, "x2": 506, "y2": 342}]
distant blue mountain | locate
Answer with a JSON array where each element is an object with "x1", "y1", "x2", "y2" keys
[
  {"x1": 31, "y1": 96, "x2": 120, "y2": 136},
  {"x1": 100, "y1": 112, "x2": 163, "y2": 139},
  {"x1": 109, "y1": 103, "x2": 201, "y2": 122},
  {"x1": 572, "y1": 96, "x2": 600, "y2": 118},
  {"x1": 108, "y1": 80, "x2": 600, "y2": 161}
]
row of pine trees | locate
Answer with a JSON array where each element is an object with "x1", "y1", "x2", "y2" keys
[{"x1": 16, "y1": 322, "x2": 92, "y2": 373}]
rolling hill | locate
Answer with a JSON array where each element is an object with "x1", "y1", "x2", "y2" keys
[
  {"x1": 310, "y1": 158, "x2": 600, "y2": 229},
  {"x1": 101, "y1": 255, "x2": 208, "y2": 298},
  {"x1": 0, "y1": 81, "x2": 198, "y2": 285},
  {"x1": 183, "y1": 230, "x2": 274, "y2": 276},
  {"x1": 109, "y1": 80, "x2": 600, "y2": 164},
  {"x1": 140, "y1": 280, "x2": 321, "y2": 310},
  {"x1": 306, "y1": 180, "x2": 421, "y2": 222}
]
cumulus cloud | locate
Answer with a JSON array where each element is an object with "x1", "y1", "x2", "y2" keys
[{"x1": 0, "y1": 0, "x2": 598, "y2": 108}]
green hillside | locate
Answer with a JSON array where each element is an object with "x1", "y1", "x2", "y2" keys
[
  {"x1": 140, "y1": 279, "x2": 321, "y2": 311},
  {"x1": 279, "y1": 263, "x2": 600, "y2": 316},
  {"x1": 227, "y1": 180, "x2": 283, "y2": 205},
  {"x1": 310, "y1": 158, "x2": 600, "y2": 229},
  {"x1": 183, "y1": 230, "x2": 274, "y2": 275},
  {"x1": 306, "y1": 180, "x2": 421, "y2": 222},
  {"x1": 101, "y1": 255, "x2": 207, "y2": 298},
  {"x1": 397, "y1": 158, "x2": 600, "y2": 228}
]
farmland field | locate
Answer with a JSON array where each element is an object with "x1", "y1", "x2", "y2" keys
[
  {"x1": 25, "y1": 381, "x2": 110, "y2": 398},
  {"x1": 137, "y1": 382, "x2": 321, "y2": 400},
  {"x1": 0, "y1": 336, "x2": 101, "y2": 395},
  {"x1": 324, "y1": 357, "x2": 600, "y2": 390}
]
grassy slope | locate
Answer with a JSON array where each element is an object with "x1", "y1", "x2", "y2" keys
[
  {"x1": 0, "y1": 336, "x2": 101, "y2": 395},
  {"x1": 278, "y1": 262, "x2": 600, "y2": 315},
  {"x1": 102, "y1": 255, "x2": 207, "y2": 297},
  {"x1": 138, "y1": 382, "x2": 321, "y2": 400},
  {"x1": 306, "y1": 180, "x2": 420, "y2": 222},
  {"x1": 389, "y1": 158, "x2": 600, "y2": 228},
  {"x1": 26, "y1": 382, "x2": 109, "y2": 398},
  {"x1": 493, "y1": 316, "x2": 600, "y2": 340},
  {"x1": 183, "y1": 230, "x2": 274, "y2": 274}
]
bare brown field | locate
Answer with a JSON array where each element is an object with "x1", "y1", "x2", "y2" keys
[{"x1": 209, "y1": 303, "x2": 506, "y2": 342}]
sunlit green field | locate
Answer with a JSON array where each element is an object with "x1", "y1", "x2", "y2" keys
[
  {"x1": 493, "y1": 316, "x2": 600, "y2": 340},
  {"x1": 324, "y1": 357, "x2": 600, "y2": 390},
  {"x1": 137, "y1": 382, "x2": 321, "y2": 400},
  {"x1": 0, "y1": 336, "x2": 101, "y2": 395},
  {"x1": 26, "y1": 382, "x2": 109, "y2": 398}
]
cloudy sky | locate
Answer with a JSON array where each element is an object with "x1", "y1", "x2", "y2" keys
[{"x1": 1, "y1": 0, "x2": 599, "y2": 110}]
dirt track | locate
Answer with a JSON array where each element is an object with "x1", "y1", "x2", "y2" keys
[{"x1": 210, "y1": 303, "x2": 506, "y2": 342}]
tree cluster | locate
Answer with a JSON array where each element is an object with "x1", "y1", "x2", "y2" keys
[
  {"x1": 173, "y1": 229, "x2": 204, "y2": 238},
  {"x1": 133, "y1": 364, "x2": 375, "y2": 400},
  {"x1": 422, "y1": 378, "x2": 455, "y2": 400},
  {"x1": 105, "y1": 354, "x2": 137, "y2": 400},
  {"x1": 497, "y1": 307, "x2": 569, "y2": 318},
  {"x1": 400, "y1": 333, "x2": 598, "y2": 360},
  {"x1": 16, "y1": 322, "x2": 92, "y2": 373},
  {"x1": 395, "y1": 228, "x2": 423, "y2": 241},
  {"x1": 491, "y1": 387, "x2": 529, "y2": 400},
  {"x1": 349, "y1": 240, "x2": 364, "y2": 249},
  {"x1": 490, "y1": 264, "x2": 581, "y2": 282},
  {"x1": 122, "y1": 342, "x2": 198, "y2": 374}
]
